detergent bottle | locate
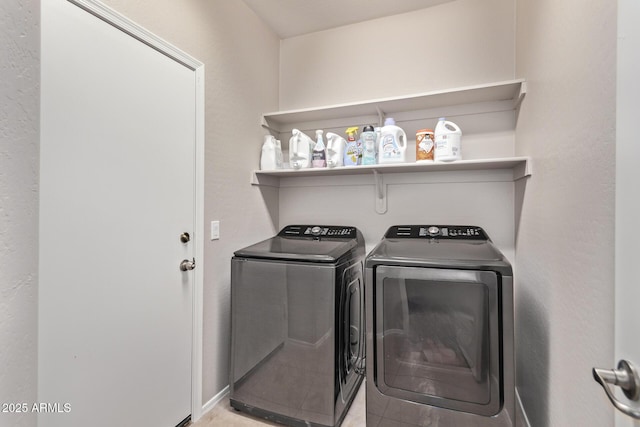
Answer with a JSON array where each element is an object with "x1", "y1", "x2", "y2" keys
[
  {"x1": 361, "y1": 125, "x2": 377, "y2": 165},
  {"x1": 260, "y1": 135, "x2": 278, "y2": 170},
  {"x1": 343, "y1": 127, "x2": 361, "y2": 166},
  {"x1": 378, "y1": 118, "x2": 407, "y2": 164},
  {"x1": 289, "y1": 129, "x2": 314, "y2": 169},
  {"x1": 312, "y1": 130, "x2": 327, "y2": 168},
  {"x1": 434, "y1": 117, "x2": 462, "y2": 162},
  {"x1": 325, "y1": 132, "x2": 347, "y2": 168},
  {"x1": 275, "y1": 139, "x2": 283, "y2": 169}
]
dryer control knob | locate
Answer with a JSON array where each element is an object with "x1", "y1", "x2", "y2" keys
[
  {"x1": 311, "y1": 226, "x2": 322, "y2": 236},
  {"x1": 427, "y1": 226, "x2": 440, "y2": 236}
]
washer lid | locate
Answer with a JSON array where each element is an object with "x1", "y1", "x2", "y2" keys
[
  {"x1": 370, "y1": 239, "x2": 504, "y2": 262},
  {"x1": 234, "y1": 225, "x2": 361, "y2": 263},
  {"x1": 367, "y1": 225, "x2": 511, "y2": 273}
]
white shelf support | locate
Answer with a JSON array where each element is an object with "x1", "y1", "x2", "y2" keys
[
  {"x1": 375, "y1": 106, "x2": 385, "y2": 127},
  {"x1": 516, "y1": 81, "x2": 527, "y2": 109},
  {"x1": 373, "y1": 170, "x2": 387, "y2": 214},
  {"x1": 260, "y1": 116, "x2": 279, "y2": 135}
]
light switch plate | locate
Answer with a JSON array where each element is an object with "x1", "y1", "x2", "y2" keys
[{"x1": 211, "y1": 221, "x2": 220, "y2": 240}]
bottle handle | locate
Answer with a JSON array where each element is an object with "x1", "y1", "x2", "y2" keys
[
  {"x1": 444, "y1": 121, "x2": 461, "y2": 133},
  {"x1": 398, "y1": 129, "x2": 407, "y2": 149}
]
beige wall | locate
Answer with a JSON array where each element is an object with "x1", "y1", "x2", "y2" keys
[
  {"x1": 279, "y1": 0, "x2": 515, "y2": 109},
  {"x1": 0, "y1": 1, "x2": 40, "y2": 427},
  {"x1": 277, "y1": 0, "x2": 517, "y2": 258},
  {"x1": 514, "y1": 0, "x2": 616, "y2": 426},
  {"x1": 101, "y1": 0, "x2": 281, "y2": 405}
]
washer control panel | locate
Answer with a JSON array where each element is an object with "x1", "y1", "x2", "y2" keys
[
  {"x1": 385, "y1": 225, "x2": 488, "y2": 240},
  {"x1": 279, "y1": 225, "x2": 357, "y2": 239}
]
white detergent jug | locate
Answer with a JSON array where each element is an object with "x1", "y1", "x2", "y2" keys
[
  {"x1": 289, "y1": 129, "x2": 314, "y2": 169},
  {"x1": 325, "y1": 132, "x2": 347, "y2": 168},
  {"x1": 378, "y1": 117, "x2": 407, "y2": 164},
  {"x1": 434, "y1": 117, "x2": 462, "y2": 162},
  {"x1": 260, "y1": 135, "x2": 279, "y2": 170}
]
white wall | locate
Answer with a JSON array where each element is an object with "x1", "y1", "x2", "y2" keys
[
  {"x1": 514, "y1": 0, "x2": 616, "y2": 426},
  {"x1": 100, "y1": 0, "x2": 281, "y2": 406},
  {"x1": 0, "y1": 1, "x2": 39, "y2": 427},
  {"x1": 280, "y1": 0, "x2": 515, "y2": 109},
  {"x1": 277, "y1": 0, "x2": 517, "y2": 258}
]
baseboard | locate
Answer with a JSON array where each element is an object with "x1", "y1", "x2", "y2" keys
[
  {"x1": 198, "y1": 384, "x2": 529, "y2": 426},
  {"x1": 515, "y1": 388, "x2": 532, "y2": 427},
  {"x1": 199, "y1": 385, "x2": 230, "y2": 419}
]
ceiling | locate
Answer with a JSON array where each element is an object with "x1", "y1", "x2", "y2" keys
[{"x1": 242, "y1": 0, "x2": 454, "y2": 39}]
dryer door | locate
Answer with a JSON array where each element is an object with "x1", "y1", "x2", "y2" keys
[{"x1": 373, "y1": 266, "x2": 501, "y2": 416}]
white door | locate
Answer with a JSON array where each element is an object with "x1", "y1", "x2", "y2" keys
[
  {"x1": 595, "y1": 0, "x2": 640, "y2": 425},
  {"x1": 39, "y1": 1, "x2": 202, "y2": 426}
]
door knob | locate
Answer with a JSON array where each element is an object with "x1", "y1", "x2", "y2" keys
[
  {"x1": 179, "y1": 258, "x2": 196, "y2": 271},
  {"x1": 180, "y1": 232, "x2": 190, "y2": 243},
  {"x1": 593, "y1": 359, "x2": 640, "y2": 419}
]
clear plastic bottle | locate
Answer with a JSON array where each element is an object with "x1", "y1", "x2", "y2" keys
[
  {"x1": 343, "y1": 127, "x2": 361, "y2": 166},
  {"x1": 312, "y1": 130, "x2": 327, "y2": 168}
]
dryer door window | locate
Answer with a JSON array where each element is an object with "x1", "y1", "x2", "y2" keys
[{"x1": 374, "y1": 266, "x2": 501, "y2": 416}]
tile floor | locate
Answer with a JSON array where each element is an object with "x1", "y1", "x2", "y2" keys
[{"x1": 190, "y1": 382, "x2": 366, "y2": 427}]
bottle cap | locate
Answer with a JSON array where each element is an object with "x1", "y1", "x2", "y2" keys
[
  {"x1": 384, "y1": 118, "x2": 396, "y2": 126},
  {"x1": 363, "y1": 125, "x2": 375, "y2": 132}
]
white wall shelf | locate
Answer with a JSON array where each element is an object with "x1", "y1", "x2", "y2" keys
[
  {"x1": 261, "y1": 79, "x2": 526, "y2": 134},
  {"x1": 255, "y1": 79, "x2": 529, "y2": 214},
  {"x1": 252, "y1": 157, "x2": 531, "y2": 214},
  {"x1": 253, "y1": 157, "x2": 531, "y2": 182}
]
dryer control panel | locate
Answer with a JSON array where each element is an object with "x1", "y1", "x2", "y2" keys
[
  {"x1": 278, "y1": 225, "x2": 358, "y2": 239},
  {"x1": 385, "y1": 225, "x2": 488, "y2": 240}
]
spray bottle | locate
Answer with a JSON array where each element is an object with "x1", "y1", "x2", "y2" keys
[
  {"x1": 343, "y1": 126, "x2": 361, "y2": 166},
  {"x1": 312, "y1": 130, "x2": 327, "y2": 168}
]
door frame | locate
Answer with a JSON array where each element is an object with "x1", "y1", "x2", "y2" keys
[{"x1": 67, "y1": 0, "x2": 205, "y2": 421}]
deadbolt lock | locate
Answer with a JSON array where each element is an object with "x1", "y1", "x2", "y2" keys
[{"x1": 180, "y1": 232, "x2": 190, "y2": 243}]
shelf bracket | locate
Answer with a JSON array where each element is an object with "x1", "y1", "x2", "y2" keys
[
  {"x1": 515, "y1": 81, "x2": 527, "y2": 109},
  {"x1": 373, "y1": 170, "x2": 387, "y2": 214},
  {"x1": 260, "y1": 116, "x2": 279, "y2": 135},
  {"x1": 375, "y1": 106, "x2": 385, "y2": 127}
]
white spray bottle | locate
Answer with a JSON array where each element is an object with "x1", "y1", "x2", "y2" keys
[
  {"x1": 344, "y1": 127, "x2": 361, "y2": 166},
  {"x1": 312, "y1": 130, "x2": 327, "y2": 168}
]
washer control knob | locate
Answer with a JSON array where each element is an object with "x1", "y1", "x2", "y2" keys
[
  {"x1": 311, "y1": 226, "x2": 322, "y2": 236},
  {"x1": 427, "y1": 226, "x2": 440, "y2": 236}
]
